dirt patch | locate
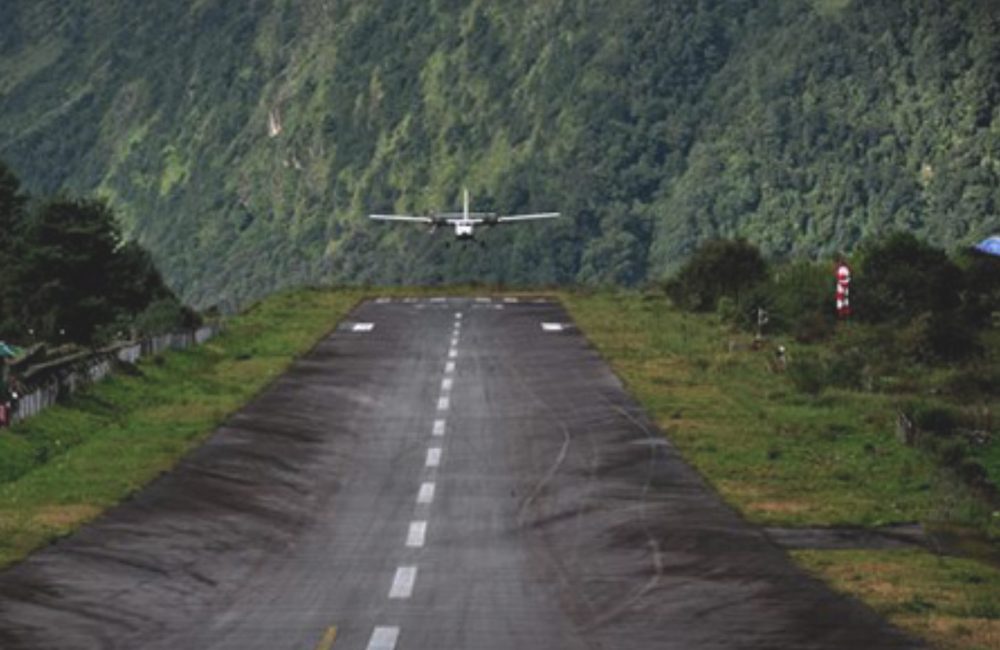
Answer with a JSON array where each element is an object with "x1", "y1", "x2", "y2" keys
[
  {"x1": 749, "y1": 500, "x2": 813, "y2": 514},
  {"x1": 766, "y1": 524, "x2": 929, "y2": 551},
  {"x1": 33, "y1": 505, "x2": 101, "y2": 531},
  {"x1": 920, "y1": 616, "x2": 1000, "y2": 650}
]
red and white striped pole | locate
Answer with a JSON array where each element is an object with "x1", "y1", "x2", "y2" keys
[{"x1": 836, "y1": 263, "x2": 851, "y2": 319}]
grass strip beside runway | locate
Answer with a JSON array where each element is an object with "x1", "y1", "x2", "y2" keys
[
  {"x1": 0, "y1": 288, "x2": 366, "y2": 568},
  {"x1": 563, "y1": 290, "x2": 1000, "y2": 649}
]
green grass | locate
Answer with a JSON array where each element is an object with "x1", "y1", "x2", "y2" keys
[
  {"x1": 794, "y1": 550, "x2": 1000, "y2": 649},
  {"x1": 561, "y1": 291, "x2": 982, "y2": 528}
]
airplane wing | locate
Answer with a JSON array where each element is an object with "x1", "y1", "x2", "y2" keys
[
  {"x1": 369, "y1": 214, "x2": 436, "y2": 224},
  {"x1": 494, "y1": 212, "x2": 561, "y2": 223}
]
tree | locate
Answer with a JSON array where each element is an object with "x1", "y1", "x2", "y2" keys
[
  {"x1": 854, "y1": 232, "x2": 963, "y2": 324},
  {"x1": 666, "y1": 238, "x2": 768, "y2": 311},
  {"x1": 0, "y1": 161, "x2": 28, "y2": 336},
  {"x1": 13, "y1": 199, "x2": 121, "y2": 343}
]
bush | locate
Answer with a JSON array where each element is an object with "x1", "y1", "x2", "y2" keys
[
  {"x1": 134, "y1": 298, "x2": 202, "y2": 336},
  {"x1": 826, "y1": 348, "x2": 866, "y2": 389},
  {"x1": 666, "y1": 238, "x2": 768, "y2": 312},
  {"x1": 897, "y1": 312, "x2": 980, "y2": 363},
  {"x1": 787, "y1": 353, "x2": 828, "y2": 396},
  {"x1": 942, "y1": 365, "x2": 1000, "y2": 399},
  {"x1": 854, "y1": 232, "x2": 964, "y2": 325},
  {"x1": 912, "y1": 404, "x2": 960, "y2": 437}
]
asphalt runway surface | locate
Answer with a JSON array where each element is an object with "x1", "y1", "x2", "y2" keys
[{"x1": 0, "y1": 297, "x2": 921, "y2": 649}]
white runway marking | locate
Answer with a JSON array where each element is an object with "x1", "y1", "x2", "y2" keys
[
  {"x1": 352, "y1": 323, "x2": 375, "y2": 332},
  {"x1": 367, "y1": 626, "x2": 400, "y2": 650},
  {"x1": 432, "y1": 419, "x2": 446, "y2": 436},
  {"x1": 437, "y1": 396, "x2": 450, "y2": 411},
  {"x1": 441, "y1": 377, "x2": 453, "y2": 392},
  {"x1": 406, "y1": 521, "x2": 427, "y2": 548},
  {"x1": 503, "y1": 296, "x2": 519, "y2": 303},
  {"x1": 417, "y1": 482, "x2": 436, "y2": 504},
  {"x1": 445, "y1": 361, "x2": 456, "y2": 374},
  {"x1": 389, "y1": 566, "x2": 418, "y2": 599},
  {"x1": 448, "y1": 348, "x2": 457, "y2": 359},
  {"x1": 403, "y1": 297, "x2": 417, "y2": 304},
  {"x1": 426, "y1": 447, "x2": 442, "y2": 468},
  {"x1": 475, "y1": 297, "x2": 491, "y2": 303},
  {"x1": 450, "y1": 336, "x2": 459, "y2": 347},
  {"x1": 541, "y1": 323, "x2": 564, "y2": 332},
  {"x1": 431, "y1": 297, "x2": 446, "y2": 303},
  {"x1": 375, "y1": 297, "x2": 391, "y2": 304}
]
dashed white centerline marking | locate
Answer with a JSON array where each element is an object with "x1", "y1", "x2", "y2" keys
[
  {"x1": 432, "y1": 419, "x2": 446, "y2": 436},
  {"x1": 504, "y1": 297, "x2": 519, "y2": 303},
  {"x1": 441, "y1": 377, "x2": 453, "y2": 392},
  {"x1": 426, "y1": 447, "x2": 442, "y2": 468},
  {"x1": 455, "y1": 312, "x2": 463, "y2": 319},
  {"x1": 375, "y1": 297, "x2": 390, "y2": 304},
  {"x1": 541, "y1": 323, "x2": 564, "y2": 332},
  {"x1": 389, "y1": 566, "x2": 418, "y2": 599},
  {"x1": 431, "y1": 297, "x2": 446, "y2": 303},
  {"x1": 367, "y1": 626, "x2": 400, "y2": 650},
  {"x1": 448, "y1": 348, "x2": 457, "y2": 359},
  {"x1": 445, "y1": 361, "x2": 456, "y2": 374},
  {"x1": 450, "y1": 336, "x2": 459, "y2": 347},
  {"x1": 475, "y1": 297, "x2": 491, "y2": 303},
  {"x1": 437, "y1": 396, "x2": 450, "y2": 411},
  {"x1": 352, "y1": 323, "x2": 375, "y2": 332},
  {"x1": 406, "y1": 521, "x2": 427, "y2": 548},
  {"x1": 417, "y1": 482, "x2": 436, "y2": 504}
]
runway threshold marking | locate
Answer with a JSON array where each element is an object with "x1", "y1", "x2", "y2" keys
[
  {"x1": 366, "y1": 626, "x2": 400, "y2": 650},
  {"x1": 389, "y1": 566, "x2": 418, "y2": 599},
  {"x1": 315, "y1": 626, "x2": 338, "y2": 650},
  {"x1": 406, "y1": 520, "x2": 428, "y2": 548}
]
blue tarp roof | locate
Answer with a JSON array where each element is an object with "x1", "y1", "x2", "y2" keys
[{"x1": 974, "y1": 236, "x2": 1000, "y2": 257}]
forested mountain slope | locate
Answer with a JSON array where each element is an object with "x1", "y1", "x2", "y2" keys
[{"x1": 0, "y1": 0, "x2": 997, "y2": 307}]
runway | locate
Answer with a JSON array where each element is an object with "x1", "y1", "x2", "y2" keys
[{"x1": 0, "y1": 297, "x2": 920, "y2": 648}]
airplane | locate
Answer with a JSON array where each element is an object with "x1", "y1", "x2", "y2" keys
[{"x1": 369, "y1": 189, "x2": 560, "y2": 241}]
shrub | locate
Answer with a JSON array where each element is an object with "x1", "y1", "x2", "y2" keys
[
  {"x1": 666, "y1": 238, "x2": 768, "y2": 312},
  {"x1": 826, "y1": 348, "x2": 866, "y2": 389},
  {"x1": 854, "y1": 232, "x2": 964, "y2": 325},
  {"x1": 787, "y1": 353, "x2": 828, "y2": 395},
  {"x1": 912, "y1": 404, "x2": 960, "y2": 437}
]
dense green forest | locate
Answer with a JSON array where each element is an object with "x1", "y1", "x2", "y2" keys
[{"x1": 0, "y1": 0, "x2": 997, "y2": 307}]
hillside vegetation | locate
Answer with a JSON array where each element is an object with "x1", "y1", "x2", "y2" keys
[{"x1": 0, "y1": 0, "x2": 998, "y2": 307}]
